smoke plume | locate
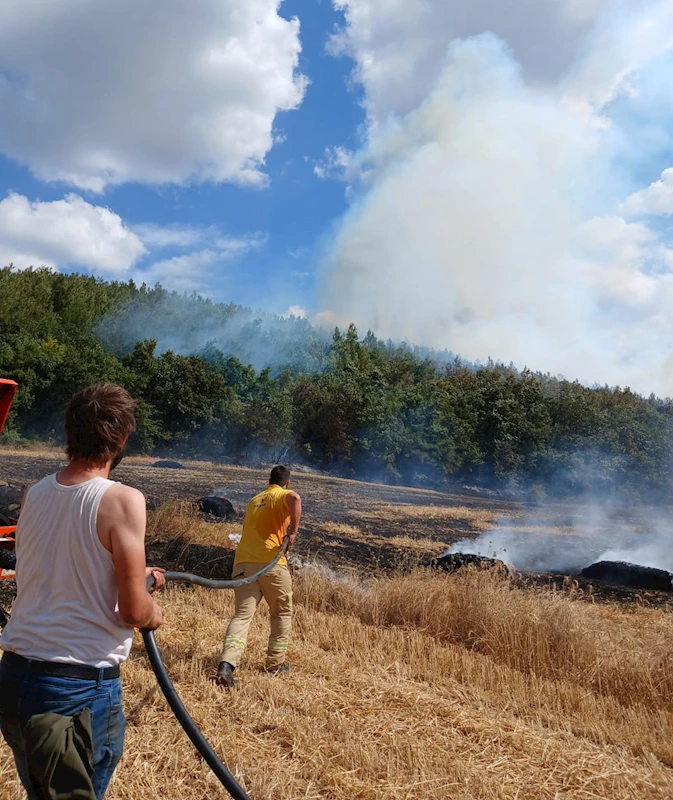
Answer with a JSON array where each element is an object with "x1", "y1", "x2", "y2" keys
[
  {"x1": 97, "y1": 293, "x2": 331, "y2": 374},
  {"x1": 320, "y1": 2, "x2": 673, "y2": 396},
  {"x1": 446, "y1": 501, "x2": 673, "y2": 574}
]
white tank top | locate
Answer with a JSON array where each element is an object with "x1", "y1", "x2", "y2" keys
[{"x1": 1, "y1": 473, "x2": 133, "y2": 667}]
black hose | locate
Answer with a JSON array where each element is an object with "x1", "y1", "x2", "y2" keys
[
  {"x1": 156, "y1": 540, "x2": 289, "y2": 589},
  {"x1": 142, "y1": 628, "x2": 251, "y2": 799},
  {"x1": 141, "y1": 538, "x2": 290, "y2": 799}
]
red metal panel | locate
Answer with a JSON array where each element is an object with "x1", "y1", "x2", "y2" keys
[
  {"x1": 0, "y1": 379, "x2": 19, "y2": 575},
  {"x1": 0, "y1": 532, "x2": 15, "y2": 578},
  {"x1": 0, "y1": 379, "x2": 18, "y2": 436}
]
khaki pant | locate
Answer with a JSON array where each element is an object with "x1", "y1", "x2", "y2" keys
[{"x1": 221, "y1": 562, "x2": 292, "y2": 670}]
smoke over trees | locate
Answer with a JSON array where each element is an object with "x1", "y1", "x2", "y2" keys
[{"x1": 2, "y1": 265, "x2": 673, "y2": 498}]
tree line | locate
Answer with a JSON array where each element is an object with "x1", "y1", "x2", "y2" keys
[{"x1": 2, "y1": 266, "x2": 672, "y2": 500}]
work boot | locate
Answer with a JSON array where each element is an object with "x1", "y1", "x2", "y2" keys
[
  {"x1": 265, "y1": 663, "x2": 291, "y2": 675},
  {"x1": 215, "y1": 661, "x2": 236, "y2": 688}
]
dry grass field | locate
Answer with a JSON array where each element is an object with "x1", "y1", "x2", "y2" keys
[{"x1": 1, "y1": 452, "x2": 673, "y2": 798}]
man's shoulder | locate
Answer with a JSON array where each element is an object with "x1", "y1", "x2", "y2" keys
[
  {"x1": 274, "y1": 486, "x2": 298, "y2": 503},
  {"x1": 248, "y1": 488, "x2": 267, "y2": 504},
  {"x1": 28, "y1": 474, "x2": 53, "y2": 493},
  {"x1": 101, "y1": 482, "x2": 145, "y2": 511}
]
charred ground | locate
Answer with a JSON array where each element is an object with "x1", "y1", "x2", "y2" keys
[{"x1": 2, "y1": 450, "x2": 673, "y2": 608}]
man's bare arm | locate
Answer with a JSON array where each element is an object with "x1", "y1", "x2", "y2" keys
[
  {"x1": 99, "y1": 485, "x2": 163, "y2": 630},
  {"x1": 286, "y1": 491, "x2": 302, "y2": 547}
]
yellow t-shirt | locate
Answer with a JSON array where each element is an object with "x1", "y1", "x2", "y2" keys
[{"x1": 234, "y1": 484, "x2": 291, "y2": 566}]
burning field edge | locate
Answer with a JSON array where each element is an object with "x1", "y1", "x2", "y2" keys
[{"x1": 3, "y1": 452, "x2": 673, "y2": 607}]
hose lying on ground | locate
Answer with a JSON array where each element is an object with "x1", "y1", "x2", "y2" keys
[{"x1": 142, "y1": 538, "x2": 290, "y2": 800}]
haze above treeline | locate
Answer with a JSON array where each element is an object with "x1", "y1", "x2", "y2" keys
[{"x1": 2, "y1": 266, "x2": 672, "y2": 500}]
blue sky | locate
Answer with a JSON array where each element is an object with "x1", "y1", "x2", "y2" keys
[
  {"x1": 0, "y1": 0, "x2": 364, "y2": 314},
  {"x1": 2, "y1": 1, "x2": 673, "y2": 395}
]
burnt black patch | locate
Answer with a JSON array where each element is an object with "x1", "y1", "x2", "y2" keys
[
  {"x1": 580, "y1": 561, "x2": 673, "y2": 592},
  {"x1": 198, "y1": 495, "x2": 237, "y2": 521},
  {"x1": 433, "y1": 552, "x2": 510, "y2": 575}
]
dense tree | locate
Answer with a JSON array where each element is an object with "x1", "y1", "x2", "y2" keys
[{"x1": 2, "y1": 265, "x2": 673, "y2": 498}]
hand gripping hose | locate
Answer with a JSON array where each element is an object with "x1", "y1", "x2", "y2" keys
[{"x1": 141, "y1": 538, "x2": 290, "y2": 800}]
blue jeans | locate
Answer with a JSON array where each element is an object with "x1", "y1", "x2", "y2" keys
[{"x1": 0, "y1": 659, "x2": 126, "y2": 799}]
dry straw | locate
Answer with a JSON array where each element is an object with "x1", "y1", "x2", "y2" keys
[{"x1": 1, "y1": 504, "x2": 673, "y2": 799}]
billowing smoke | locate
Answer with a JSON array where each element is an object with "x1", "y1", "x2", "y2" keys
[
  {"x1": 446, "y1": 502, "x2": 673, "y2": 574},
  {"x1": 320, "y1": 1, "x2": 673, "y2": 396},
  {"x1": 97, "y1": 292, "x2": 331, "y2": 373}
]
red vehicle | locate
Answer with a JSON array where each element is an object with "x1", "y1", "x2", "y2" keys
[{"x1": 0, "y1": 379, "x2": 18, "y2": 579}]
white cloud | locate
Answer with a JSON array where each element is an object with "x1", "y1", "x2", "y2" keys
[
  {"x1": 131, "y1": 224, "x2": 208, "y2": 250},
  {"x1": 577, "y1": 216, "x2": 673, "y2": 391},
  {"x1": 561, "y1": 0, "x2": 673, "y2": 113},
  {"x1": 0, "y1": 194, "x2": 263, "y2": 294},
  {"x1": 580, "y1": 216, "x2": 673, "y2": 310},
  {"x1": 212, "y1": 233, "x2": 267, "y2": 259},
  {"x1": 621, "y1": 168, "x2": 673, "y2": 217},
  {"x1": 133, "y1": 223, "x2": 265, "y2": 255},
  {"x1": 331, "y1": 0, "x2": 611, "y2": 127},
  {"x1": 136, "y1": 251, "x2": 221, "y2": 294},
  {"x1": 284, "y1": 305, "x2": 307, "y2": 318},
  {"x1": 288, "y1": 246, "x2": 309, "y2": 259},
  {"x1": 313, "y1": 146, "x2": 354, "y2": 180},
  {"x1": 0, "y1": 0, "x2": 307, "y2": 191},
  {"x1": 136, "y1": 234, "x2": 264, "y2": 293},
  {"x1": 0, "y1": 193, "x2": 146, "y2": 272}
]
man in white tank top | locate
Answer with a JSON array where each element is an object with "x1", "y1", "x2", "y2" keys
[{"x1": 0, "y1": 383, "x2": 165, "y2": 800}]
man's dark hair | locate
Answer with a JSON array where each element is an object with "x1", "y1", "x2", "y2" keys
[
  {"x1": 269, "y1": 465, "x2": 291, "y2": 487},
  {"x1": 65, "y1": 383, "x2": 136, "y2": 467}
]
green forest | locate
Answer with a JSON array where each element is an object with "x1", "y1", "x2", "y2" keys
[{"x1": 2, "y1": 266, "x2": 672, "y2": 500}]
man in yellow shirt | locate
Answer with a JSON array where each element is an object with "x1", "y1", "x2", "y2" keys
[{"x1": 216, "y1": 465, "x2": 302, "y2": 688}]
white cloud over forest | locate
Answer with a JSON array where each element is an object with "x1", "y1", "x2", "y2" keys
[
  {"x1": 0, "y1": 0, "x2": 307, "y2": 192},
  {"x1": 0, "y1": 193, "x2": 146, "y2": 272}
]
